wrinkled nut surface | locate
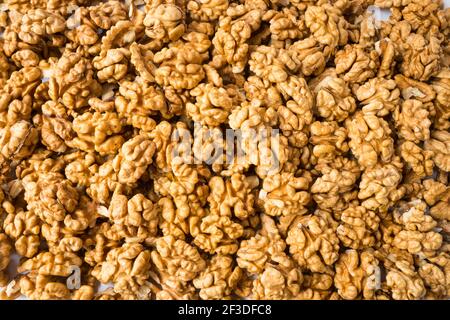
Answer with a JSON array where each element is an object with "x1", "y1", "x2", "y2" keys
[{"x1": 0, "y1": 0, "x2": 449, "y2": 301}]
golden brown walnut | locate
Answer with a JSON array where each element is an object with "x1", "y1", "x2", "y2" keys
[
  {"x1": 1, "y1": 95, "x2": 33, "y2": 127},
  {"x1": 154, "y1": 282, "x2": 197, "y2": 300},
  {"x1": 276, "y1": 75, "x2": 314, "y2": 131},
  {"x1": 153, "y1": 42, "x2": 206, "y2": 90},
  {"x1": 399, "y1": 30, "x2": 442, "y2": 81},
  {"x1": 228, "y1": 99, "x2": 276, "y2": 132},
  {"x1": 99, "y1": 20, "x2": 137, "y2": 53},
  {"x1": 395, "y1": 74, "x2": 436, "y2": 103},
  {"x1": 2, "y1": 67, "x2": 42, "y2": 99},
  {"x1": 212, "y1": 9, "x2": 263, "y2": 73},
  {"x1": 305, "y1": 5, "x2": 348, "y2": 56},
  {"x1": 65, "y1": 152, "x2": 97, "y2": 188},
  {"x1": 377, "y1": 39, "x2": 398, "y2": 78},
  {"x1": 356, "y1": 12, "x2": 378, "y2": 48},
  {"x1": 70, "y1": 111, "x2": 124, "y2": 156},
  {"x1": 386, "y1": 267, "x2": 426, "y2": 300},
  {"x1": 337, "y1": 206, "x2": 380, "y2": 250},
  {"x1": 93, "y1": 288, "x2": 120, "y2": 300},
  {"x1": 424, "y1": 130, "x2": 450, "y2": 172},
  {"x1": 151, "y1": 235, "x2": 206, "y2": 283},
  {"x1": 106, "y1": 192, "x2": 159, "y2": 243},
  {"x1": 0, "y1": 53, "x2": 10, "y2": 88},
  {"x1": 286, "y1": 210, "x2": 340, "y2": 274},
  {"x1": 237, "y1": 214, "x2": 296, "y2": 276},
  {"x1": 345, "y1": 111, "x2": 394, "y2": 169},
  {"x1": 287, "y1": 37, "x2": 327, "y2": 76},
  {"x1": 429, "y1": 191, "x2": 449, "y2": 224},
  {"x1": 425, "y1": 253, "x2": 450, "y2": 297},
  {"x1": 87, "y1": 1, "x2": 128, "y2": 30},
  {"x1": 147, "y1": 121, "x2": 176, "y2": 171},
  {"x1": 193, "y1": 255, "x2": 242, "y2": 300},
  {"x1": 23, "y1": 172, "x2": 79, "y2": 225},
  {"x1": 154, "y1": 161, "x2": 205, "y2": 198},
  {"x1": 15, "y1": 235, "x2": 40, "y2": 258},
  {"x1": 310, "y1": 69, "x2": 356, "y2": 122},
  {"x1": 422, "y1": 179, "x2": 448, "y2": 207},
  {"x1": 244, "y1": 76, "x2": 282, "y2": 109},
  {"x1": 87, "y1": 162, "x2": 124, "y2": 205},
  {"x1": 0, "y1": 279, "x2": 21, "y2": 299},
  {"x1": 264, "y1": 7, "x2": 307, "y2": 42},
  {"x1": 374, "y1": 0, "x2": 411, "y2": 7},
  {"x1": 228, "y1": 100, "x2": 288, "y2": 177},
  {"x1": 358, "y1": 159, "x2": 404, "y2": 212},
  {"x1": 0, "y1": 120, "x2": 39, "y2": 161},
  {"x1": 298, "y1": 272, "x2": 335, "y2": 300},
  {"x1": 373, "y1": 247, "x2": 424, "y2": 299},
  {"x1": 33, "y1": 101, "x2": 74, "y2": 153},
  {"x1": 335, "y1": 44, "x2": 379, "y2": 84},
  {"x1": 3, "y1": 208, "x2": 40, "y2": 248},
  {"x1": 251, "y1": 263, "x2": 303, "y2": 300},
  {"x1": 191, "y1": 124, "x2": 230, "y2": 173},
  {"x1": 259, "y1": 172, "x2": 310, "y2": 217},
  {"x1": 399, "y1": 141, "x2": 434, "y2": 179},
  {"x1": 115, "y1": 77, "x2": 167, "y2": 119},
  {"x1": 187, "y1": 0, "x2": 229, "y2": 22},
  {"x1": 72, "y1": 285, "x2": 95, "y2": 300},
  {"x1": 208, "y1": 174, "x2": 258, "y2": 220},
  {"x1": 334, "y1": 249, "x2": 381, "y2": 300},
  {"x1": 392, "y1": 200, "x2": 443, "y2": 255},
  {"x1": 92, "y1": 243, "x2": 152, "y2": 299},
  {"x1": 112, "y1": 135, "x2": 156, "y2": 185},
  {"x1": 431, "y1": 69, "x2": 450, "y2": 130},
  {"x1": 130, "y1": 43, "x2": 156, "y2": 83},
  {"x1": 154, "y1": 171, "x2": 209, "y2": 240},
  {"x1": 162, "y1": 86, "x2": 189, "y2": 117},
  {"x1": 11, "y1": 49, "x2": 40, "y2": 68},
  {"x1": 186, "y1": 83, "x2": 235, "y2": 126},
  {"x1": 309, "y1": 121, "x2": 348, "y2": 163},
  {"x1": 48, "y1": 52, "x2": 102, "y2": 110},
  {"x1": 93, "y1": 48, "x2": 130, "y2": 83},
  {"x1": 355, "y1": 78, "x2": 400, "y2": 116},
  {"x1": 418, "y1": 262, "x2": 447, "y2": 298},
  {"x1": 394, "y1": 99, "x2": 431, "y2": 143},
  {"x1": 0, "y1": 234, "x2": 12, "y2": 282},
  {"x1": 18, "y1": 251, "x2": 82, "y2": 277},
  {"x1": 18, "y1": 274, "x2": 72, "y2": 300},
  {"x1": 18, "y1": 9, "x2": 66, "y2": 45},
  {"x1": 65, "y1": 23, "x2": 100, "y2": 48},
  {"x1": 144, "y1": 3, "x2": 186, "y2": 43},
  {"x1": 311, "y1": 157, "x2": 360, "y2": 211},
  {"x1": 32, "y1": 81, "x2": 51, "y2": 110},
  {"x1": 249, "y1": 45, "x2": 300, "y2": 83},
  {"x1": 401, "y1": 1, "x2": 444, "y2": 35},
  {"x1": 194, "y1": 214, "x2": 243, "y2": 254}
]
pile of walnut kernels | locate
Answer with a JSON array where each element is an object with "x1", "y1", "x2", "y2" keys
[{"x1": 0, "y1": 0, "x2": 449, "y2": 300}]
